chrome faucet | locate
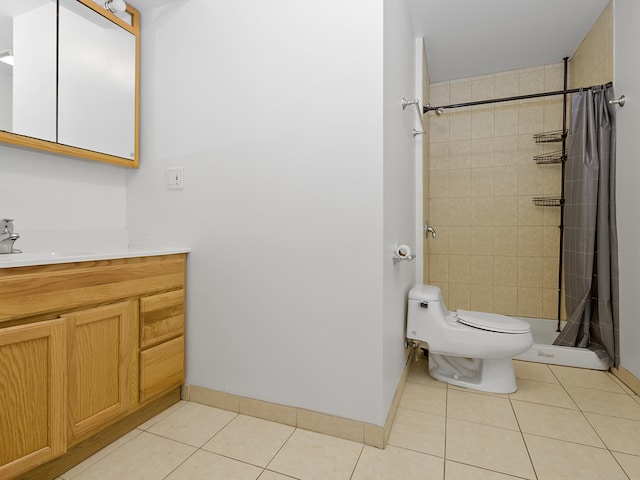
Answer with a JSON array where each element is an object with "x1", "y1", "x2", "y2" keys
[{"x1": 0, "y1": 218, "x2": 21, "y2": 254}]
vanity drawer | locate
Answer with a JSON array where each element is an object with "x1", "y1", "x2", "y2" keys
[
  {"x1": 139, "y1": 336, "x2": 184, "y2": 402},
  {"x1": 140, "y1": 289, "x2": 185, "y2": 349}
]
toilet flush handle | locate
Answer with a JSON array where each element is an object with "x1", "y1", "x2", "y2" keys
[{"x1": 425, "y1": 222, "x2": 436, "y2": 239}]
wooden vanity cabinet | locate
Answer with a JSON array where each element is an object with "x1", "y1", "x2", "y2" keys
[
  {"x1": 139, "y1": 290, "x2": 185, "y2": 402},
  {"x1": 0, "y1": 253, "x2": 186, "y2": 480},
  {"x1": 64, "y1": 301, "x2": 138, "y2": 444},
  {"x1": 0, "y1": 319, "x2": 67, "y2": 480}
]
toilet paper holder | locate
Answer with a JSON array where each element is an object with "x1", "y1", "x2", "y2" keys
[{"x1": 393, "y1": 244, "x2": 416, "y2": 264}]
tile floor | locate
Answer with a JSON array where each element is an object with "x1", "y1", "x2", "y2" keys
[{"x1": 56, "y1": 359, "x2": 640, "y2": 480}]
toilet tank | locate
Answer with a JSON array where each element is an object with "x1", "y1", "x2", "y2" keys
[
  {"x1": 406, "y1": 284, "x2": 449, "y2": 343},
  {"x1": 408, "y1": 284, "x2": 443, "y2": 302}
]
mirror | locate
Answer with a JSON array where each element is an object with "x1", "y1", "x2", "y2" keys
[
  {"x1": 0, "y1": 0, "x2": 57, "y2": 141},
  {"x1": 0, "y1": 0, "x2": 140, "y2": 167},
  {"x1": 59, "y1": 0, "x2": 136, "y2": 159}
]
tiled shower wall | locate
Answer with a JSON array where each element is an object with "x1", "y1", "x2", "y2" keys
[
  {"x1": 570, "y1": 2, "x2": 613, "y2": 89},
  {"x1": 427, "y1": 63, "x2": 566, "y2": 319}
]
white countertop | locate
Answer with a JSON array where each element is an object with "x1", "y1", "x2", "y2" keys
[{"x1": 0, "y1": 247, "x2": 190, "y2": 268}]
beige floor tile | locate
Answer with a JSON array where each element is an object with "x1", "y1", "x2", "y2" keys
[
  {"x1": 71, "y1": 432, "x2": 196, "y2": 480},
  {"x1": 513, "y1": 360, "x2": 558, "y2": 384},
  {"x1": 566, "y1": 385, "x2": 640, "y2": 420},
  {"x1": 550, "y1": 365, "x2": 624, "y2": 393},
  {"x1": 165, "y1": 449, "x2": 261, "y2": 480},
  {"x1": 387, "y1": 407, "x2": 446, "y2": 457},
  {"x1": 445, "y1": 461, "x2": 523, "y2": 479},
  {"x1": 59, "y1": 367, "x2": 640, "y2": 480},
  {"x1": 407, "y1": 359, "x2": 448, "y2": 389},
  {"x1": 147, "y1": 401, "x2": 237, "y2": 447},
  {"x1": 511, "y1": 400, "x2": 604, "y2": 447},
  {"x1": 608, "y1": 372, "x2": 638, "y2": 395},
  {"x1": 202, "y1": 414, "x2": 294, "y2": 467},
  {"x1": 445, "y1": 418, "x2": 535, "y2": 479},
  {"x1": 612, "y1": 452, "x2": 640, "y2": 479},
  {"x1": 447, "y1": 384, "x2": 510, "y2": 399},
  {"x1": 267, "y1": 429, "x2": 362, "y2": 480},
  {"x1": 352, "y1": 445, "x2": 444, "y2": 480},
  {"x1": 399, "y1": 382, "x2": 447, "y2": 416},
  {"x1": 508, "y1": 379, "x2": 577, "y2": 409},
  {"x1": 61, "y1": 429, "x2": 143, "y2": 479},
  {"x1": 447, "y1": 389, "x2": 519, "y2": 430},
  {"x1": 585, "y1": 412, "x2": 640, "y2": 455},
  {"x1": 258, "y1": 472, "x2": 298, "y2": 480},
  {"x1": 524, "y1": 433, "x2": 628, "y2": 480},
  {"x1": 137, "y1": 401, "x2": 188, "y2": 430}
]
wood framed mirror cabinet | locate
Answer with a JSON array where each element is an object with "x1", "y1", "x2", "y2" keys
[{"x1": 0, "y1": 0, "x2": 140, "y2": 168}]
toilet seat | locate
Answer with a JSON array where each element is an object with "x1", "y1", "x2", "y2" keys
[{"x1": 456, "y1": 310, "x2": 531, "y2": 334}]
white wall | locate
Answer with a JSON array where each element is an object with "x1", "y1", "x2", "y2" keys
[
  {"x1": 382, "y1": 0, "x2": 417, "y2": 416},
  {"x1": 614, "y1": 0, "x2": 640, "y2": 378},
  {"x1": 0, "y1": 3, "x2": 130, "y2": 252},
  {"x1": 0, "y1": 0, "x2": 417, "y2": 426},
  {"x1": 127, "y1": 0, "x2": 408, "y2": 425},
  {"x1": 0, "y1": 145, "x2": 128, "y2": 250}
]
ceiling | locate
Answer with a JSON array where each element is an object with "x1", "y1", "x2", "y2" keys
[
  {"x1": 128, "y1": 0, "x2": 610, "y2": 83},
  {"x1": 3, "y1": 0, "x2": 610, "y2": 84},
  {"x1": 407, "y1": 0, "x2": 610, "y2": 83}
]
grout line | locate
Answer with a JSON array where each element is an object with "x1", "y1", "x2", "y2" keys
[
  {"x1": 193, "y1": 447, "x2": 273, "y2": 474},
  {"x1": 347, "y1": 443, "x2": 366, "y2": 480},
  {"x1": 159, "y1": 448, "x2": 199, "y2": 480},
  {"x1": 607, "y1": 450, "x2": 634, "y2": 480},
  {"x1": 59, "y1": 428, "x2": 145, "y2": 480},
  {"x1": 144, "y1": 429, "x2": 203, "y2": 449},
  {"x1": 144, "y1": 407, "x2": 240, "y2": 451},
  {"x1": 525, "y1": 365, "x2": 638, "y2": 479},
  {"x1": 384, "y1": 441, "x2": 445, "y2": 461},
  {"x1": 138, "y1": 400, "x2": 189, "y2": 431},
  {"x1": 78, "y1": 365, "x2": 640, "y2": 480},
  {"x1": 259, "y1": 470, "x2": 301, "y2": 480},
  {"x1": 448, "y1": 459, "x2": 534, "y2": 480},
  {"x1": 262, "y1": 425, "x2": 298, "y2": 473},
  {"x1": 510, "y1": 398, "x2": 539, "y2": 480}
]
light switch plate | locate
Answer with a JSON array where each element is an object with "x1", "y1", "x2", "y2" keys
[{"x1": 166, "y1": 167, "x2": 184, "y2": 190}]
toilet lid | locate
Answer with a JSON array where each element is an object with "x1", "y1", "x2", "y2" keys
[{"x1": 456, "y1": 310, "x2": 531, "y2": 334}]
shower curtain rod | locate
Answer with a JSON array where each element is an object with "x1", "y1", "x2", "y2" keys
[{"x1": 423, "y1": 81, "x2": 614, "y2": 114}]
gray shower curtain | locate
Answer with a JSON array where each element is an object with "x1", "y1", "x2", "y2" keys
[{"x1": 553, "y1": 85, "x2": 620, "y2": 367}]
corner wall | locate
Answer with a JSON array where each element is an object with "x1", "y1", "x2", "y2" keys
[
  {"x1": 128, "y1": 0, "x2": 415, "y2": 426},
  {"x1": 382, "y1": 0, "x2": 418, "y2": 420},
  {"x1": 614, "y1": 0, "x2": 640, "y2": 380}
]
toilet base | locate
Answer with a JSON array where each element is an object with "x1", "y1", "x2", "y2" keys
[{"x1": 428, "y1": 352, "x2": 518, "y2": 394}]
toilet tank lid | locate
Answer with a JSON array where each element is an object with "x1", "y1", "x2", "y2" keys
[
  {"x1": 457, "y1": 310, "x2": 531, "y2": 334},
  {"x1": 408, "y1": 284, "x2": 442, "y2": 301}
]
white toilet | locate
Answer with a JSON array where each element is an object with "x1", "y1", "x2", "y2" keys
[{"x1": 407, "y1": 284, "x2": 533, "y2": 393}]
